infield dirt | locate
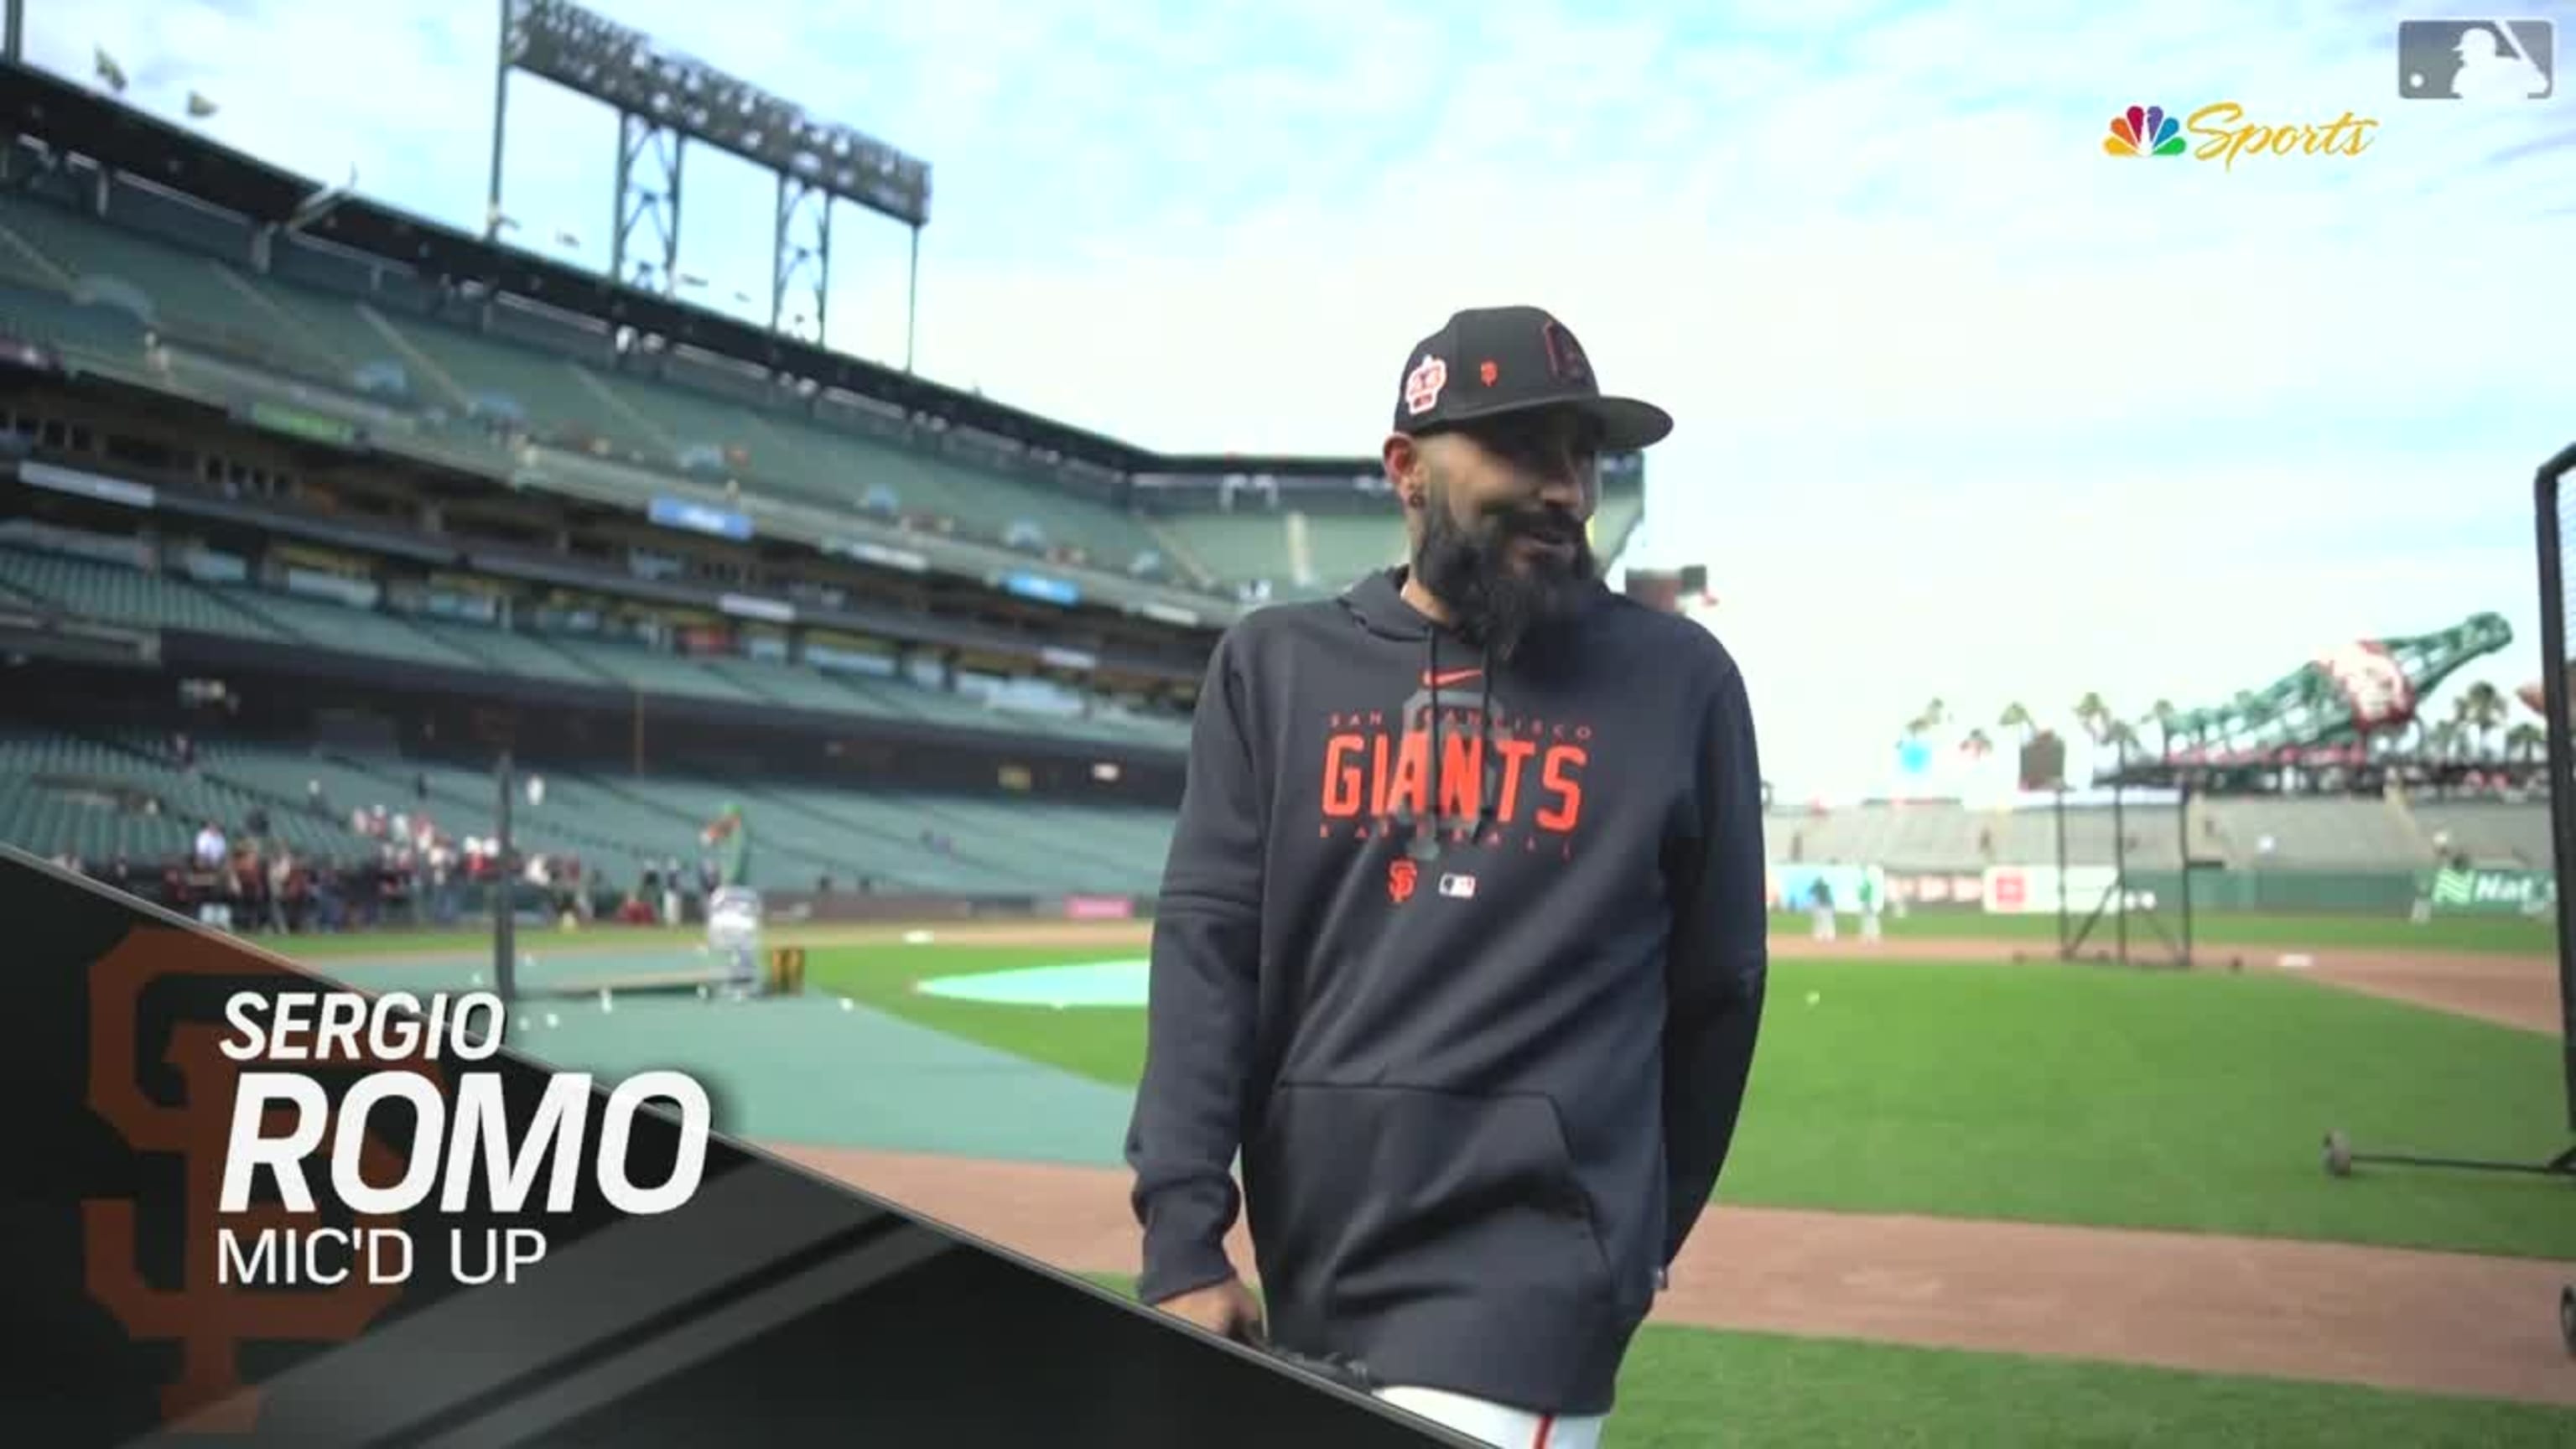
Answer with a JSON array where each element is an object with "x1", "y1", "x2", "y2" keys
[{"x1": 768, "y1": 1145, "x2": 2576, "y2": 1410}]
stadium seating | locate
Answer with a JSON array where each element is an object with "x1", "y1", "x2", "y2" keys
[
  {"x1": 0, "y1": 197, "x2": 1182, "y2": 582},
  {"x1": 0, "y1": 728, "x2": 371, "y2": 864},
  {"x1": 0, "y1": 284, "x2": 152, "y2": 368},
  {"x1": 0, "y1": 724, "x2": 1178, "y2": 899},
  {"x1": 0, "y1": 193, "x2": 1657, "y2": 599},
  {"x1": 221, "y1": 589, "x2": 500, "y2": 673},
  {"x1": 1759, "y1": 793, "x2": 2529, "y2": 880},
  {"x1": 1299, "y1": 514, "x2": 1407, "y2": 597},
  {"x1": 2197, "y1": 797, "x2": 2436, "y2": 870},
  {"x1": 1151, "y1": 512, "x2": 1297, "y2": 591},
  {"x1": 1993, "y1": 804, "x2": 2186, "y2": 870},
  {"x1": 377, "y1": 312, "x2": 649, "y2": 444},
  {"x1": 0, "y1": 200, "x2": 315, "y2": 371},
  {"x1": 0, "y1": 544, "x2": 290, "y2": 641},
  {"x1": 0, "y1": 541, "x2": 1191, "y2": 750},
  {"x1": 2398, "y1": 798, "x2": 2550, "y2": 870},
  {"x1": 222, "y1": 273, "x2": 426, "y2": 394},
  {"x1": 410, "y1": 617, "x2": 622, "y2": 687},
  {"x1": 1147, "y1": 480, "x2": 1646, "y2": 604}
]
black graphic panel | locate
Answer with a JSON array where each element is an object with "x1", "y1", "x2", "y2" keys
[{"x1": 0, "y1": 849, "x2": 1468, "y2": 1446}]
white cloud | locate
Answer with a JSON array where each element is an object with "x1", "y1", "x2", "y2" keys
[{"x1": 26, "y1": 0, "x2": 2571, "y2": 795}]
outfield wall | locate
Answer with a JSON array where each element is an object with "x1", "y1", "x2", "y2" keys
[{"x1": 1872, "y1": 864, "x2": 2556, "y2": 919}]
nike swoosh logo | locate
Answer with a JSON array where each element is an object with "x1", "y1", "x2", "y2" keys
[{"x1": 1422, "y1": 668, "x2": 1484, "y2": 688}]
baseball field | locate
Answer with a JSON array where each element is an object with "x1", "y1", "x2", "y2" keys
[{"x1": 272, "y1": 907, "x2": 2576, "y2": 1446}]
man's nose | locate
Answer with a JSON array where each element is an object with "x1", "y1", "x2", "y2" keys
[{"x1": 1535, "y1": 467, "x2": 1591, "y2": 517}]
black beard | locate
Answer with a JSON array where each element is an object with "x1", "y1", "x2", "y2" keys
[{"x1": 1413, "y1": 494, "x2": 1597, "y2": 662}]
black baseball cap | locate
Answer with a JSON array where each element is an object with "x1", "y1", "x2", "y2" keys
[{"x1": 1389, "y1": 304, "x2": 1673, "y2": 451}]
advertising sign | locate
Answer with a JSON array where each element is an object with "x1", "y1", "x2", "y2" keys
[
  {"x1": 2421, "y1": 867, "x2": 2555, "y2": 917},
  {"x1": 1981, "y1": 865, "x2": 2155, "y2": 916}
]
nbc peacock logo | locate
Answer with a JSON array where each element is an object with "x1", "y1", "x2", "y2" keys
[{"x1": 2103, "y1": 104, "x2": 2185, "y2": 156}]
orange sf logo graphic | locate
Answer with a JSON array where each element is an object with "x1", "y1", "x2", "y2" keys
[
  {"x1": 81, "y1": 927, "x2": 439, "y2": 1433},
  {"x1": 1387, "y1": 857, "x2": 1419, "y2": 903}
]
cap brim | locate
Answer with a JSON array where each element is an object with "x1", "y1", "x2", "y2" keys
[
  {"x1": 1578, "y1": 396, "x2": 1675, "y2": 451},
  {"x1": 1405, "y1": 393, "x2": 1675, "y2": 451}
]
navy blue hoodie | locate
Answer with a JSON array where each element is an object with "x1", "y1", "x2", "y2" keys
[{"x1": 1124, "y1": 565, "x2": 1768, "y2": 1418}]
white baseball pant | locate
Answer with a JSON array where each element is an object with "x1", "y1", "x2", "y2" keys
[{"x1": 1374, "y1": 1384, "x2": 1607, "y2": 1448}]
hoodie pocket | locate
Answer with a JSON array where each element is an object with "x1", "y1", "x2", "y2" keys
[{"x1": 1244, "y1": 1083, "x2": 1616, "y2": 1322}]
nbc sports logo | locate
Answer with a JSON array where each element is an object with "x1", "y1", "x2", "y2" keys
[
  {"x1": 2098, "y1": 100, "x2": 2379, "y2": 169},
  {"x1": 2103, "y1": 104, "x2": 2185, "y2": 156}
]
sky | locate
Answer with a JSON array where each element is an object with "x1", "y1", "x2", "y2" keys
[{"x1": 29, "y1": 0, "x2": 2575, "y2": 799}]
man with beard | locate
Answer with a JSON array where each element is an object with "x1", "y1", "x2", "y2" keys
[{"x1": 1126, "y1": 305, "x2": 1769, "y2": 1448}]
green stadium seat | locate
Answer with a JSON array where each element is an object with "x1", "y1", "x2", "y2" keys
[
  {"x1": 0, "y1": 198, "x2": 344, "y2": 382},
  {"x1": 0, "y1": 546, "x2": 287, "y2": 640}
]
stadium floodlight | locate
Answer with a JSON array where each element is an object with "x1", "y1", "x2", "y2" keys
[{"x1": 486, "y1": 0, "x2": 932, "y2": 362}]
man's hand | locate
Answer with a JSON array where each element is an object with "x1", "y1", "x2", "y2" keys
[{"x1": 1152, "y1": 1275, "x2": 1266, "y2": 1344}]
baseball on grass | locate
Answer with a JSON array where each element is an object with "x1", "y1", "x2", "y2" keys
[{"x1": 1805, "y1": 990, "x2": 1821, "y2": 1006}]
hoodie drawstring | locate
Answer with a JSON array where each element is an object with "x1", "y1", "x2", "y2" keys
[
  {"x1": 1412, "y1": 633, "x2": 1442, "y2": 861},
  {"x1": 1410, "y1": 631, "x2": 1498, "y2": 863}
]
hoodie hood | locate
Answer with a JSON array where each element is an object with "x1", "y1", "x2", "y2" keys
[{"x1": 1338, "y1": 565, "x2": 1437, "y2": 641}]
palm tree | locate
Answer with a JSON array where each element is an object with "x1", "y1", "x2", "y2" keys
[
  {"x1": 1999, "y1": 702, "x2": 2035, "y2": 743},
  {"x1": 2506, "y1": 720, "x2": 2547, "y2": 763},
  {"x1": 2430, "y1": 719, "x2": 2464, "y2": 761},
  {"x1": 2459, "y1": 681, "x2": 2506, "y2": 758},
  {"x1": 2103, "y1": 719, "x2": 2141, "y2": 761},
  {"x1": 1961, "y1": 727, "x2": 1994, "y2": 759},
  {"x1": 2145, "y1": 699, "x2": 2177, "y2": 756},
  {"x1": 2073, "y1": 692, "x2": 2111, "y2": 744}
]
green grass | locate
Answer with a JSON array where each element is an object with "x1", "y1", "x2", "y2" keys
[
  {"x1": 1078, "y1": 1272, "x2": 2573, "y2": 1447},
  {"x1": 1776, "y1": 907, "x2": 2557, "y2": 955},
  {"x1": 816, "y1": 944, "x2": 1150, "y2": 1086},
  {"x1": 810, "y1": 945, "x2": 2576, "y2": 1260},
  {"x1": 234, "y1": 906, "x2": 2557, "y2": 968}
]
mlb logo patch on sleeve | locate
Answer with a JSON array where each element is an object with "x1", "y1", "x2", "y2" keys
[{"x1": 1437, "y1": 872, "x2": 1478, "y2": 900}]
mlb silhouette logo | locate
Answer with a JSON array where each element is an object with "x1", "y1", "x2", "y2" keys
[
  {"x1": 2397, "y1": 18, "x2": 2555, "y2": 100},
  {"x1": 1437, "y1": 872, "x2": 1478, "y2": 900}
]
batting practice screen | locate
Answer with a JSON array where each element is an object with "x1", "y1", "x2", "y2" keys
[{"x1": 2531, "y1": 441, "x2": 2576, "y2": 1132}]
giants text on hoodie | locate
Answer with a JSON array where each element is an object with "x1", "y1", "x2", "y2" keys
[{"x1": 1124, "y1": 566, "x2": 1769, "y2": 1419}]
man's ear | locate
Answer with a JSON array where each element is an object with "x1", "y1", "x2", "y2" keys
[{"x1": 1384, "y1": 433, "x2": 1426, "y2": 511}]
